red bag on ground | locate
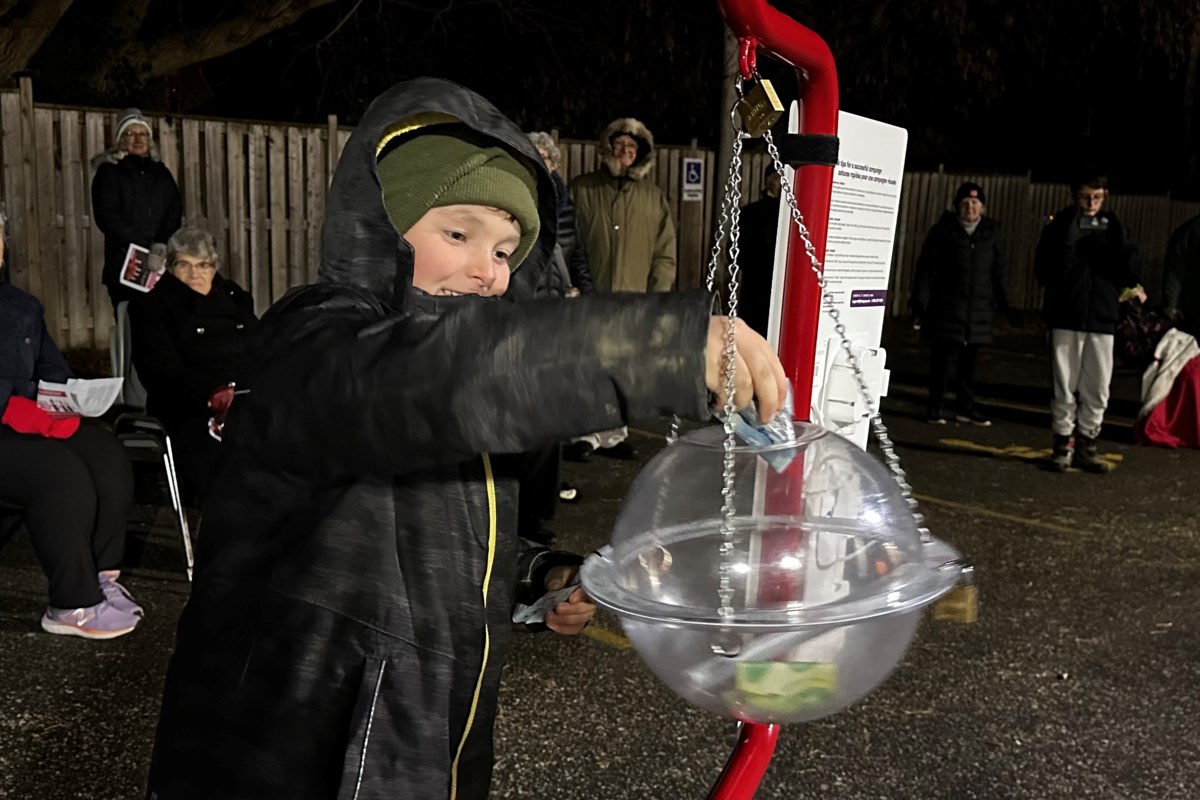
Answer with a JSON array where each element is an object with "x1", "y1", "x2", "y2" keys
[
  {"x1": 1137, "y1": 356, "x2": 1200, "y2": 449},
  {"x1": 2, "y1": 395, "x2": 79, "y2": 439}
]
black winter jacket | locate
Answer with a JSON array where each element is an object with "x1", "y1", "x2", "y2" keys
[
  {"x1": 129, "y1": 271, "x2": 258, "y2": 431},
  {"x1": 146, "y1": 78, "x2": 710, "y2": 800},
  {"x1": 910, "y1": 212, "x2": 1010, "y2": 345},
  {"x1": 1035, "y1": 206, "x2": 1139, "y2": 334},
  {"x1": 90, "y1": 152, "x2": 181, "y2": 291},
  {"x1": 0, "y1": 283, "x2": 71, "y2": 414}
]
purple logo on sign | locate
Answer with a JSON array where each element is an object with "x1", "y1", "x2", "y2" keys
[{"x1": 850, "y1": 290, "x2": 887, "y2": 307}]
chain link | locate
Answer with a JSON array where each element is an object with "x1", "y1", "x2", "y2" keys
[{"x1": 762, "y1": 129, "x2": 926, "y2": 533}]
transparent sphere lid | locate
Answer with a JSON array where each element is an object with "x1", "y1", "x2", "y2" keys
[{"x1": 583, "y1": 421, "x2": 963, "y2": 630}]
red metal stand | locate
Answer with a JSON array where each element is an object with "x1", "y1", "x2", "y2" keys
[
  {"x1": 706, "y1": 723, "x2": 782, "y2": 800},
  {"x1": 710, "y1": 1, "x2": 841, "y2": 797}
]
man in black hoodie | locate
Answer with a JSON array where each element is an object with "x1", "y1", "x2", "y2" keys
[
  {"x1": 146, "y1": 78, "x2": 786, "y2": 800},
  {"x1": 1035, "y1": 171, "x2": 1142, "y2": 472}
]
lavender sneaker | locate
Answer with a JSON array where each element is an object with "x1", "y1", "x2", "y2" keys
[
  {"x1": 98, "y1": 570, "x2": 144, "y2": 617},
  {"x1": 41, "y1": 600, "x2": 139, "y2": 640}
]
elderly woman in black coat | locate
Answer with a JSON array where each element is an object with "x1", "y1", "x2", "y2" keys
[
  {"x1": 910, "y1": 182, "x2": 1019, "y2": 426},
  {"x1": 0, "y1": 205, "x2": 140, "y2": 639},
  {"x1": 130, "y1": 227, "x2": 258, "y2": 502}
]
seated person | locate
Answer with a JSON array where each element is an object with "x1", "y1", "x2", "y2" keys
[
  {"x1": 129, "y1": 227, "x2": 258, "y2": 502},
  {"x1": 0, "y1": 207, "x2": 140, "y2": 639},
  {"x1": 146, "y1": 78, "x2": 786, "y2": 799}
]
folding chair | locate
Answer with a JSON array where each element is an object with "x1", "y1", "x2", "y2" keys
[{"x1": 110, "y1": 301, "x2": 195, "y2": 581}]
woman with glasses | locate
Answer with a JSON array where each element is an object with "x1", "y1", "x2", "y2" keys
[
  {"x1": 90, "y1": 108, "x2": 182, "y2": 310},
  {"x1": 129, "y1": 227, "x2": 258, "y2": 502}
]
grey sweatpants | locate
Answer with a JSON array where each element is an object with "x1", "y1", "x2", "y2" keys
[{"x1": 1049, "y1": 329, "x2": 1114, "y2": 439}]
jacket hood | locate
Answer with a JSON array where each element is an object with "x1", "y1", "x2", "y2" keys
[
  {"x1": 598, "y1": 117, "x2": 656, "y2": 182},
  {"x1": 320, "y1": 77, "x2": 558, "y2": 309},
  {"x1": 89, "y1": 145, "x2": 162, "y2": 171}
]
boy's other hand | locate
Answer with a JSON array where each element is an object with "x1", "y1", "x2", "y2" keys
[
  {"x1": 544, "y1": 565, "x2": 596, "y2": 635},
  {"x1": 706, "y1": 317, "x2": 788, "y2": 422}
]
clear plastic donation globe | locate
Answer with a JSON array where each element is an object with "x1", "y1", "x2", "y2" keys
[{"x1": 581, "y1": 421, "x2": 964, "y2": 725}]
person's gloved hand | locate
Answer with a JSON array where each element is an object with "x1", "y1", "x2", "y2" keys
[{"x1": 2, "y1": 395, "x2": 79, "y2": 438}]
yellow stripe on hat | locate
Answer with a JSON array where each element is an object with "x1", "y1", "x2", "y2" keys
[{"x1": 376, "y1": 112, "x2": 463, "y2": 155}]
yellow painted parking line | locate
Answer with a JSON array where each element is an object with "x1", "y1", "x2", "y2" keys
[
  {"x1": 584, "y1": 623, "x2": 631, "y2": 650},
  {"x1": 938, "y1": 437, "x2": 1123, "y2": 467},
  {"x1": 913, "y1": 493, "x2": 1083, "y2": 536}
]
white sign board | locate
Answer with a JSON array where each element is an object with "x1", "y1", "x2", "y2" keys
[
  {"x1": 682, "y1": 157, "x2": 704, "y2": 202},
  {"x1": 765, "y1": 105, "x2": 908, "y2": 448}
]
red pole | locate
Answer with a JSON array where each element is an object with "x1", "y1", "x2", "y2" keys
[
  {"x1": 706, "y1": 724, "x2": 781, "y2": 800},
  {"x1": 717, "y1": 0, "x2": 839, "y2": 415},
  {"x1": 710, "y1": 2, "x2": 840, "y2": 798}
]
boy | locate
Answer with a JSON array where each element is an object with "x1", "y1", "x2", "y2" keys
[
  {"x1": 1035, "y1": 171, "x2": 1141, "y2": 472},
  {"x1": 146, "y1": 78, "x2": 785, "y2": 799}
]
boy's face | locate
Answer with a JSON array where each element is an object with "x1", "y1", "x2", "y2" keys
[
  {"x1": 1074, "y1": 185, "x2": 1107, "y2": 217},
  {"x1": 404, "y1": 204, "x2": 519, "y2": 297}
]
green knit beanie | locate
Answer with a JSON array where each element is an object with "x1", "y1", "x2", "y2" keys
[{"x1": 377, "y1": 132, "x2": 541, "y2": 269}]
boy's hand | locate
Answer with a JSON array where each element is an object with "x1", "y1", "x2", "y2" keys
[
  {"x1": 706, "y1": 317, "x2": 788, "y2": 422},
  {"x1": 544, "y1": 565, "x2": 596, "y2": 635}
]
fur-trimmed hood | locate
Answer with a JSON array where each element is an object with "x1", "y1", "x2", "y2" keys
[
  {"x1": 598, "y1": 117, "x2": 656, "y2": 181},
  {"x1": 89, "y1": 144, "x2": 162, "y2": 171}
]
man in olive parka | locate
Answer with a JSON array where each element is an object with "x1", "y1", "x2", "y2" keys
[{"x1": 146, "y1": 79, "x2": 786, "y2": 800}]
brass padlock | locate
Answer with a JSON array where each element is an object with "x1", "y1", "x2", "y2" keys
[
  {"x1": 734, "y1": 78, "x2": 784, "y2": 138},
  {"x1": 932, "y1": 563, "x2": 977, "y2": 624}
]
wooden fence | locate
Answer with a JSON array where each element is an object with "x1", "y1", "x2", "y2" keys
[
  {"x1": 891, "y1": 171, "x2": 1200, "y2": 317},
  {"x1": 1, "y1": 77, "x2": 1194, "y2": 349}
]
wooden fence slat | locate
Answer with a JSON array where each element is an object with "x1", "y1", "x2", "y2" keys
[
  {"x1": 83, "y1": 112, "x2": 112, "y2": 346},
  {"x1": 158, "y1": 116, "x2": 179, "y2": 187},
  {"x1": 248, "y1": 124, "x2": 270, "y2": 313},
  {"x1": 34, "y1": 107, "x2": 60, "y2": 340},
  {"x1": 304, "y1": 129, "x2": 323, "y2": 284},
  {"x1": 226, "y1": 122, "x2": 248, "y2": 289},
  {"x1": 16, "y1": 79, "x2": 40, "y2": 298},
  {"x1": 205, "y1": 120, "x2": 229, "y2": 268},
  {"x1": 60, "y1": 110, "x2": 89, "y2": 348},
  {"x1": 182, "y1": 119, "x2": 202, "y2": 229},
  {"x1": 286, "y1": 127, "x2": 305, "y2": 290},
  {"x1": 268, "y1": 127, "x2": 288, "y2": 303}
]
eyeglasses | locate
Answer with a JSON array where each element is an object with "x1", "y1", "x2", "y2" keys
[
  {"x1": 173, "y1": 261, "x2": 215, "y2": 272},
  {"x1": 123, "y1": 131, "x2": 150, "y2": 141},
  {"x1": 612, "y1": 141, "x2": 639, "y2": 152}
]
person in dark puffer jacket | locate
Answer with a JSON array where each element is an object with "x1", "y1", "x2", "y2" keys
[
  {"x1": 90, "y1": 108, "x2": 182, "y2": 311},
  {"x1": 130, "y1": 227, "x2": 258, "y2": 503},
  {"x1": 911, "y1": 182, "x2": 1018, "y2": 426}
]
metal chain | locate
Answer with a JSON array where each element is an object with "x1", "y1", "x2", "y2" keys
[
  {"x1": 716, "y1": 131, "x2": 746, "y2": 619},
  {"x1": 669, "y1": 98, "x2": 747, "y2": 446},
  {"x1": 762, "y1": 129, "x2": 927, "y2": 532}
]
